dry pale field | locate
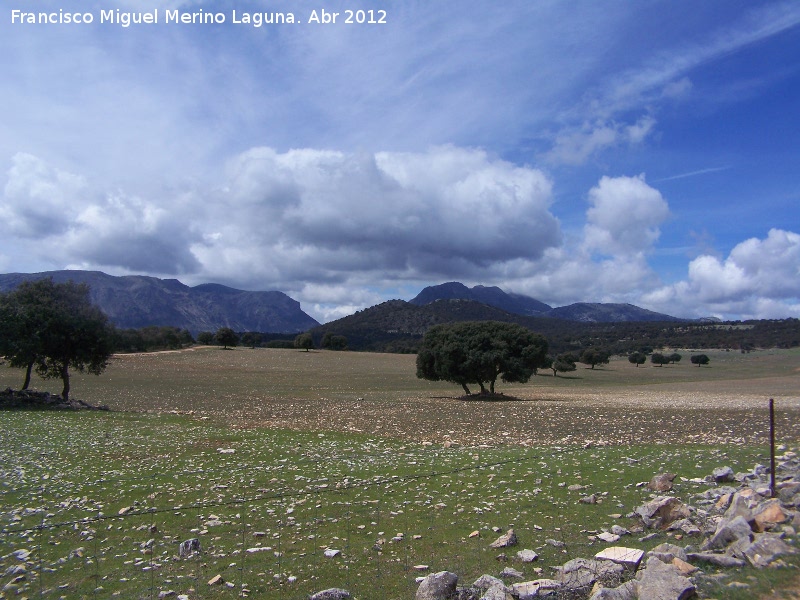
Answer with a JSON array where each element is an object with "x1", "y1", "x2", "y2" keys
[{"x1": 2, "y1": 346, "x2": 797, "y2": 447}]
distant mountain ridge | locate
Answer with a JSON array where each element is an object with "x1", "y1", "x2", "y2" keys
[
  {"x1": 0, "y1": 271, "x2": 319, "y2": 334},
  {"x1": 410, "y1": 282, "x2": 683, "y2": 322},
  {"x1": 410, "y1": 282, "x2": 552, "y2": 316}
]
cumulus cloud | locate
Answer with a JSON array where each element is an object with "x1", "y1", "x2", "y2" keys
[
  {"x1": 643, "y1": 229, "x2": 800, "y2": 319},
  {"x1": 1, "y1": 153, "x2": 88, "y2": 237},
  {"x1": 1, "y1": 147, "x2": 562, "y2": 296},
  {"x1": 190, "y1": 145, "x2": 562, "y2": 289},
  {"x1": 583, "y1": 174, "x2": 670, "y2": 256}
]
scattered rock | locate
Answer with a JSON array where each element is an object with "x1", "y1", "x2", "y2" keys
[
  {"x1": 594, "y1": 546, "x2": 644, "y2": 569},
  {"x1": 752, "y1": 499, "x2": 789, "y2": 532},
  {"x1": 499, "y1": 567, "x2": 523, "y2": 579},
  {"x1": 635, "y1": 496, "x2": 691, "y2": 529},
  {"x1": 207, "y1": 574, "x2": 223, "y2": 586},
  {"x1": 309, "y1": 589, "x2": 351, "y2": 600},
  {"x1": 516, "y1": 549, "x2": 539, "y2": 563},
  {"x1": 511, "y1": 579, "x2": 561, "y2": 600},
  {"x1": 647, "y1": 473, "x2": 676, "y2": 492},
  {"x1": 416, "y1": 571, "x2": 459, "y2": 600},
  {"x1": 489, "y1": 529, "x2": 518, "y2": 549},
  {"x1": 635, "y1": 557, "x2": 695, "y2": 600},
  {"x1": 686, "y1": 552, "x2": 746, "y2": 568},
  {"x1": 713, "y1": 466, "x2": 735, "y2": 483}
]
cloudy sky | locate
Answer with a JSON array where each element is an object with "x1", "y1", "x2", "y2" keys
[{"x1": 2, "y1": 0, "x2": 799, "y2": 322}]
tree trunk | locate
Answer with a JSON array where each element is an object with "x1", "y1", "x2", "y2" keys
[
  {"x1": 60, "y1": 362, "x2": 70, "y2": 402},
  {"x1": 461, "y1": 383, "x2": 471, "y2": 395},
  {"x1": 489, "y1": 379, "x2": 496, "y2": 394},
  {"x1": 478, "y1": 381, "x2": 487, "y2": 394},
  {"x1": 22, "y1": 361, "x2": 34, "y2": 390}
]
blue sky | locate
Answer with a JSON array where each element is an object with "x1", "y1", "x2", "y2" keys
[{"x1": 1, "y1": 0, "x2": 799, "y2": 322}]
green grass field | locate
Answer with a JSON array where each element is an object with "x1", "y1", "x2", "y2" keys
[{"x1": 1, "y1": 347, "x2": 799, "y2": 599}]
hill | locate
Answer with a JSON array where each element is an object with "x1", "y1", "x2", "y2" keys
[
  {"x1": 410, "y1": 282, "x2": 682, "y2": 322},
  {"x1": 410, "y1": 282, "x2": 552, "y2": 316},
  {"x1": 547, "y1": 302, "x2": 684, "y2": 322},
  {"x1": 0, "y1": 271, "x2": 319, "y2": 334},
  {"x1": 312, "y1": 297, "x2": 800, "y2": 354}
]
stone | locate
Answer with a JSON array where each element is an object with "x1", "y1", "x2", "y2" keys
[
  {"x1": 499, "y1": 567, "x2": 523, "y2": 579},
  {"x1": 309, "y1": 589, "x2": 351, "y2": 600},
  {"x1": 713, "y1": 466, "x2": 735, "y2": 483},
  {"x1": 207, "y1": 575, "x2": 223, "y2": 586},
  {"x1": 516, "y1": 549, "x2": 539, "y2": 563},
  {"x1": 703, "y1": 515, "x2": 753, "y2": 551},
  {"x1": 666, "y1": 518, "x2": 701, "y2": 537},
  {"x1": 724, "y1": 492, "x2": 756, "y2": 522},
  {"x1": 416, "y1": 571, "x2": 459, "y2": 600},
  {"x1": 594, "y1": 546, "x2": 644, "y2": 568},
  {"x1": 511, "y1": 579, "x2": 562, "y2": 600},
  {"x1": 588, "y1": 580, "x2": 638, "y2": 600},
  {"x1": 481, "y1": 583, "x2": 514, "y2": 600},
  {"x1": 597, "y1": 532, "x2": 620, "y2": 543},
  {"x1": 671, "y1": 557, "x2": 698, "y2": 576},
  {"x1": 635, "y1": 496, "x2": 690, "y2": 529},
  {"x1": 556, "y1": 558, "x2": 624, "y2": 591},
  {"x1": 636, "y1": 557, "x2": 695, "y2": 600},
  {"x1": 610, "y1": 525, "x2": 630, "y2": 536},
  {"x1": 489, "y1": 529, "x2": 518, "y2": 549},
  {"x1": 473, "y1": 575, "x2": 506, "y2": 590},
  {"x1": 740, "y1": 533, "x2": 796, "y2": 568},
  {"x1": 648, "y1": 473, "x2": 676, "y2": 492},
  {"x1": 752, "y1": 499, "x2": 789, "y2": 532},
  {"x1": 580, "y1": 494, "x2": 598, "y2": 504},
  {"x1": 648, "y1": 543, "x2": 688, "y2": 563},
  {"x1": 323, "y1": 549, "x2": 341, "y2": 558},
  {"x1": 686, "y1": 552, "x2": 746, "y2": 568}
]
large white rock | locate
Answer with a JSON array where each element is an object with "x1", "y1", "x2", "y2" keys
[{"x1": 594, "y1": 546, "x2": 644, "y2": 568}]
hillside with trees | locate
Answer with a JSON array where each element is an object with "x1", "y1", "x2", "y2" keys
[{"x1": 310, "y1": 299, "x2": 800, "y2": 355}]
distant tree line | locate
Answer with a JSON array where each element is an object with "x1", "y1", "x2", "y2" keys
[
  {"x1": 307, "y1": 300, "x2": 800, "y2": 355},
  {"x1": 113, "y1": 326, "x2": 194, "y2": 353}
]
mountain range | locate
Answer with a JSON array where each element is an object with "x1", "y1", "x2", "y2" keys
[
  {"x1": 0, "y1": 271, "x2": 319, "y2": 334},
  {"x1": 0, "y1": 271, "x2": 683, "y2": 336},
  {"x1": 409, "y1": 282, "x2": 682, "y2": 322}
]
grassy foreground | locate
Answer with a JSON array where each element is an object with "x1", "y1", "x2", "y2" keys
[{"x1": 1, "y1": 347, "x2": 799, "y2": 599}]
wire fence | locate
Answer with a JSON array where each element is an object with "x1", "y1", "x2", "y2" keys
[{"x1": 1, "y1": 452, "x2": 553, "y2": 600}]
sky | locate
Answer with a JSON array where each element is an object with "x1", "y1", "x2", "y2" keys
[{"x1": 1, "y1": 0, "x2": 799, "y2": 323}]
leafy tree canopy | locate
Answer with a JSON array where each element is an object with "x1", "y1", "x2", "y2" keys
[
  {"x1": 550, "y1": 353, "x2": 577, "y2": 377},
  {"x1": 579, "y1": 348, "x2": 610, "y2": 369},
  {"x1": 628, "y1": 351, "x2": 647, "y2": 367},
  {"x1": 215, "y1": 327, "x2": 239, "y2": 349},
  {"x1": 691, "y1": 353, "x2": 711, "y2": 366},
  {"x1": 416, "y1": 321, "x2": 549, "y2": 395},
  {"x1": 0, "y1": 278, "x2": 114, "y2": 401},
  {"x1": 294, "y1": 332, "x2": 314, "y2": 351}
]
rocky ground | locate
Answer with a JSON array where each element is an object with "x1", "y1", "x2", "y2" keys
[
  {"x1": 0, "y1": 388, "x2": 108, "y2": 411},
  {"x1": 307, "y1": 452, "x2": 800, "y2": 600}
]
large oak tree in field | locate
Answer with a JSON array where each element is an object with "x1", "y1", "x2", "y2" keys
[
  {"x1": 416, "y1": 321, "x2": 549, "y2": 395},
  {"x1": 0, "y1": 278, "x2": 114, "y2": 401}
]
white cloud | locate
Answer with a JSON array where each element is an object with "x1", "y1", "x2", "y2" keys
[
  {"x1": 643, "y1": 229, "x2": 800, "y2": 319},
  {"x1": 0, "y1": 153, "x2": 89, "y2": 237},
  {"x1": 545, "y1": 117, "x2": 656, "y2": 165},
  {"x1": 583, "y1": 174, "x2": 670, "y2": 256}
]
